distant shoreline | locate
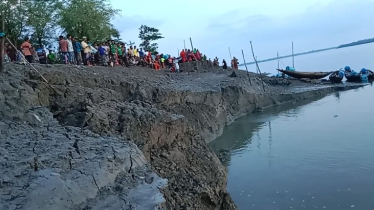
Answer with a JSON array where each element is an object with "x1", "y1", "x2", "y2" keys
[{"x1": 240, "y1": 37, "x2": 374, "y2": 66}]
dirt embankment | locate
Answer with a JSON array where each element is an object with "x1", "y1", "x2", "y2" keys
[{"x1": 0, "y1": 62, "x2": 364, "y2": 210}]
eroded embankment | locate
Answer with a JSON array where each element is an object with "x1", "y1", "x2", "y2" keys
[{"x1": 0, "y1": 62, "x2": 364, "y2": 210}]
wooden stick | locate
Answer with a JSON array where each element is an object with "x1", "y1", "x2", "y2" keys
[
  {"x1": 250, "y1": 41, "x2": 265, "y2": 91},
  {"x1": 6, "y1": 37, "x2": 60, "y2": 95},
  {"x1": 189, "y1": 37, "x2": 193, "y2": 50},
  {"x1": 241, "y1": 50, "x2": 252, "y2": 85},
  {"x1": 228, "y1": 47, "x2": 232, "y2": 60}
]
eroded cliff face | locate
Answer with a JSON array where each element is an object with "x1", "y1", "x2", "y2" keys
[
  {"x1": 35, "y1": 64, "x2": 240, "y2": 209},
  {"x1": 0, "y1": 65, "x2": 166, "y2": 210},
  {"x1": 1, "y1": 62, "x2": 361, "y2": 210}
]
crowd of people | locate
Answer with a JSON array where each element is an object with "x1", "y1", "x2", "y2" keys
[{"x1": 3, "y1": 35, "x2": 240, "y2": 72}]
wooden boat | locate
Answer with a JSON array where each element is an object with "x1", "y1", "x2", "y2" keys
[
  {"x1": 329, "y1": 70, "x2": 344, "y2": 83},
  {"x1": 276, "y1": 69, "x2": 333, "y2": 79},
  {"x1": 345, "y1": 69, "x2": 374, "y2": 82}
]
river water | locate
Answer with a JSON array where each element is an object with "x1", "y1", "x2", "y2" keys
[{"x1": 210, "y1": 84, "x2": 374, "y2": 210}]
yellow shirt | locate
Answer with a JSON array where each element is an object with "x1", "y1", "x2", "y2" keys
[
  {"x1": 81, "y1": 41, "x2": 91, "y2": 53},
  {"x1": 133, "y1": 49, "x2": 138, "y2": 57}
]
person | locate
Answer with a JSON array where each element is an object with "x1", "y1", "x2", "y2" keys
[
  {"x1": 59, "y1": 36, "x2": 69, "y2": 64},
  {"x1": 222, "y1": 59, "x2": 227, "y2": 69},
  {"x1": 81, "y1": 36, "x2": 91, "y2": 66},
  {"x1": 133, "y1": 46, "x2": 138, "y2": 58},
  {"x1": 36, "y1": 45, "x2": 47, "y2": 64},
  {"x1": 104, "y1": 42, "x2": 110, "y2": 65},
  {"x1": 213, "y1": 57, "x2": 219, "y2": 67},
  {"x1": 128, "y1": 46, "x2": 134, "y2": 58},
  {"x1": 160, "y1": 56, "x2": 165, "y2": 68},
  {"x1": 98, "y1": 43, "x2": 107, "y2": 66},
  {"x1": 47, "y1": 49, "x2": 56, "y2": 64},
  {"x1": 73, "y1": 37, "x2": 83, "y2": 65},
  {"x1": 120, "y1": 43, "x2": 129, "y2": 67},
  {"x1": 168, "y1": 56, "x2": 173, "y2": 68},
  {"x1": 117, "y1": 43, "x2": 123, "y2": 66},
  {"x1": 139, "y1": 48, "x2": 145, "y2": 58},
  {"x1": 173, "y1": 57, "x2": 182, "y2": 73},
  {"x1": 32, "y1": 47, "x2": 39, "y2": 63},
  {"x1": 21, "y1": 37, "x2": 33, "y2": 63},
  {"x1": 7, "y1": 44, "x2": 16, "y2": 62},
  {"x1": 180, "y1": 49, "x2": 186, "y2": 62},
  {"x1": 109, "y1": 41, "x2": 116, "y2": 64},
  {"x1": 231, "y1": 57, "x2": 238, "y2": 69},
  {"x1": 67, "y1": 34, "x2": 75, "y2": 64},
  {"x1": 196, "y1": 49, "x2": 201, "y2": 60},
  {"x1": 154, "y1": 60, "x2": 160, "y2": 70}
]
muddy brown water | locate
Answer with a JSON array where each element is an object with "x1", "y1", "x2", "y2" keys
[{"x1": 210, "y1": 84, "x2": 374, "y2": 210}]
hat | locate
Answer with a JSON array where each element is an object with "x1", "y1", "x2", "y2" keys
[{"x1": 82, "y1": 36, "x2": 87, "y2": 39}]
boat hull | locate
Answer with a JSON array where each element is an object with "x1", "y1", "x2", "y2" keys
[
  {"x1": 345, "y1": 70, "x2": 374, "y2": 82},
  {"x1": 329, "y1": 71, "x2": 343, "y2": 83},
  {"x1": 277, "y1": 69, "x2": 333, "y2": 79}
]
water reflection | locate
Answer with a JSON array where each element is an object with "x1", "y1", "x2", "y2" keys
[
  {"x1": 268, "y1": 121, "x2": 273, "y2": 167},
  {"x1": 210, "y1": 94, "x2": 327, "y2": 165},
  {"x1": 210, "y1": 86, "x2": 374, "y2": 210},
  {"x1": 334, "y1": 92, "x2": 340, "y2": 99}
]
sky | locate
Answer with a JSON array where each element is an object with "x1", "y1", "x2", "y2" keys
[{"x1": 110, "y1": 0, "x2": 374, "y2": 66}]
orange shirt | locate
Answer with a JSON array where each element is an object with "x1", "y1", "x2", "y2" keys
[{"x1": 21, "y1": 41, "x2": 32, "y2": 56}]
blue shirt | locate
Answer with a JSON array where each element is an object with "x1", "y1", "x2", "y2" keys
[
  {"x1": 98, "y1": 46, "x2": 106, "y2": 55},
  {"x1": 139, "y1": 50, "x2": 145, "y2": 58},
  {"x1": 75, "y1": 42, "x2": 82, "y2": 52}
]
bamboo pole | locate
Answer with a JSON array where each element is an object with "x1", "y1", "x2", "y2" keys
[
  {"x1": 241, "y1": 50, "x2": 252, "y2": 85},
  {"x1": 189, "y1": 37, "x2": 193, "y2": 51},
  {"x1": 184, "y1": 40, "x2": 186, "y2": 49},
  {"x1": 292, "y1": 41, "x2": 294, "y2": 68},
  {"x1": 228, "y1": 47, "x2": 232, "y2": 60},
  {"x1": 277, "y1": 51, "x2": 280, "y2": 74},
  {"x1": 6, "y1": 37, "x2": 59, "y2": 95},
  {"x1": 249, "y1": 41, "x2": 265, "y2": 91}
]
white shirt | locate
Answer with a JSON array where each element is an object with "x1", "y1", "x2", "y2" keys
[
  {"x1": 104, "y1": 46, "x2": 109, "y2": 55},
  {"x1": 67, "y1": 39, "x2": 74, "y2": 52}
]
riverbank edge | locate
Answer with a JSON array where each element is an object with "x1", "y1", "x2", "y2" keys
[
  {"x1": 204, "y1": 84, "x2": 366, "y2": 144},
  {"x1": 0, "y1": 62, "x2": 367, "y2": 210}
]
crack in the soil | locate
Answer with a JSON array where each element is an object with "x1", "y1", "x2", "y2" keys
[
  {"x1": 72, "y1": 139, "x2": 80, "y2": 155},
  {"x1": 91, "y1": 175, "x2": 101, "y2": 195},
  {"x1": 128, "y1": 153, "x2": 133, "y2": 173},
  {"x1": 111, "y1": 146, "x2": 116, "y2": 160}
]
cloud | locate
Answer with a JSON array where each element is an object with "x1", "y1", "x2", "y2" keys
[
  {"x1": 201, "y1": 0, "x2": 374, "y2": 63},
  {"x1": 109, "y1": 0, "x2": 374, "y2": 64},
  {"x1": 111, "y1": 15, "x2": 163, "y2": 45}
]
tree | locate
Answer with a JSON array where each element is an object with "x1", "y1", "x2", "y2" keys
[
  {"x1": 138, "y1": 25, "x2": 164, "y2": 53},
  {"x1": 1, "y1": 0, "x2": 25, "y2": 72},
  {"x1": 2, "y1": 0, "x2": 28, "y2": 47},
  {"x1": 25, "y1": 0, "x2": 61, "y2": 47},
  {"x1": 59, "y1": 0, "x2": 120, "y2": 40}
]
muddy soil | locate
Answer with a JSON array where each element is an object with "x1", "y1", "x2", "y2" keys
[{"x1": 0, "y1": 62, "x2": 364, "y2": 210}]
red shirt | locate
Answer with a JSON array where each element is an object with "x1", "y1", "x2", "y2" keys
[
  {"x1": 21, "y1": 41, "x2": 32, "y2": 56},
  {"x1": 59, "y1": 39, "x2": 68, "y2": 52}
]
